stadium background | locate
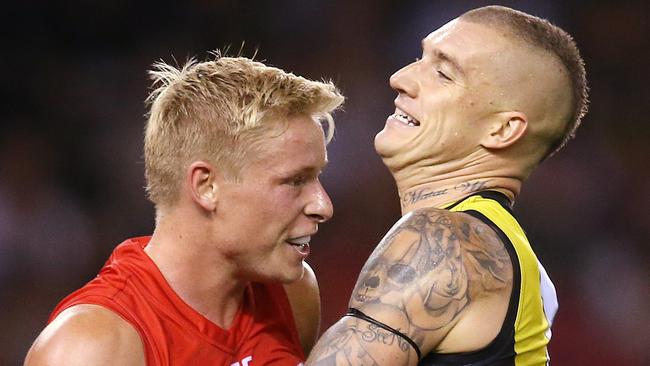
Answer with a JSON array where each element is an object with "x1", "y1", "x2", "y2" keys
[{"x1": 1, "y1": 1, "x2": 647, "y2": 364}]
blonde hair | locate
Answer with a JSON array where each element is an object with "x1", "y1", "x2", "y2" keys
[{"x1": 144, "y1": 54, "x2": 344, "y2": 208}]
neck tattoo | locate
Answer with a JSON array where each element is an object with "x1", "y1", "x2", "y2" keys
[{"x1": 401, "y1": 180, "x2": 491, "y2": 206}]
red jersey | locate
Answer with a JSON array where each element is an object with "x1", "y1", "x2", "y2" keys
[{"x1": 49, "y1": 237, "x2": 305, "y2": 366}]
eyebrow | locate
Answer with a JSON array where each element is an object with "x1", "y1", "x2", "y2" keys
[
  {"x1": 421, "y1": 39, "x2": 466, "y2": 78},
  {"x1": 292, "y1": 159, "x2": 329, "y2": 176}
]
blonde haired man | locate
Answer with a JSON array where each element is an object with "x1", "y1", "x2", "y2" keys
[
  {"x1": 308, "y1": 5, "x2": 587, "y2": 366},
  {"x1": 25, "y1": 55, "x2": 344, "y2": 365}
]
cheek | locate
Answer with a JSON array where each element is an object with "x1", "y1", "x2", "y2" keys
[
  {"x1": 229, "y1": 201, "x2": 282, "y2": 241},
  {"x1": 258, "y1": 191, "x2": 304, "y2": 229},
  {"x1": 462, "y1": 80, "x2": 503, "y2": 116},
  {"x1": 273, "y1": 192, "x2": 303, "y2": 215}
]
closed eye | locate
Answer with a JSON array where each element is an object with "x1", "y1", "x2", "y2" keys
[
  {"x1": 437, "y1": 70, "x2": 452, "y2": 81},
  {"x1": 289, "y1": 176, "x2": 308, "y2": 187}
]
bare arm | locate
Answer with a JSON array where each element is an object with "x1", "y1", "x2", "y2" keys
[
  {"x1": 285, "y1": 261, "x2": 322, "y2": 356},
  {"x1": 307, "y1": 208, "x2": 512, "y2": 365},
  {"x1": 24, "y1": 304, "x2": 145, "y2": 366}
]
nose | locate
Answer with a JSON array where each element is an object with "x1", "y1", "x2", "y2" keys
[
  {"x1": 389, "y1": 61, "x2": 419, "y2": 98},
  {"x1": 305, "y1": 181, "x2": 334, "y2": 223}
]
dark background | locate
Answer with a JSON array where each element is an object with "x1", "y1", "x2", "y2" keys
[{"x1": 1, "y1": 1, "x2": 648, "y2": 364}]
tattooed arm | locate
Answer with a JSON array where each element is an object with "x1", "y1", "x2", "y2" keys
[{"x1": 307, "y1": 208, "x2": 513, "y2": 365}]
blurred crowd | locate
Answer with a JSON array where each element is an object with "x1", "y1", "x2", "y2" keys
[{"x1": 1, "y1": 1, "x2": 648, "y2": 364}]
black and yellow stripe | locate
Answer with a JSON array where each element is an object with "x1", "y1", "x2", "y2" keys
[{"x1": 419, "y1": 191, "x2": 557, "y2": 366}]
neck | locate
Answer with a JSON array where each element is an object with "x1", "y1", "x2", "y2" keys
[
  {"x1": 389, "y1": 157, "x2": 522, "y2": 215},
  {"x1": 144, "y1": 206, "x2": 247, "y2": 328},
  {"x1": 398, "y1": 178, "x2": 518, "y2": 214}
]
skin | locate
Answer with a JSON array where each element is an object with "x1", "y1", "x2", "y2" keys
[
  {"x1": 24, "y1": 305, "x2": 145, "y2": 366},
  {"x1": 308, "y1": 209, "x2": 512, "y2": 364},
  {"x1": 307, "y1": 17, "x2": 571, "y2": 365},
  {"x1": 286, "y1": 262, "x2": 323, "y2": 356},
  {"x1": 25, "y1": 114, "x2": 332, "y2": 365}
]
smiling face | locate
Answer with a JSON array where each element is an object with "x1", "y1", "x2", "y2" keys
[
  {"x1": 375, "y1": 19, "x2": 529, "y2": 171},
  {"x1": 215, "y1": 114, "x2": 333, "y2": 283}
]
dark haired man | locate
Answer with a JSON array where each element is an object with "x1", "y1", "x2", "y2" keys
[{"x1": 308, "y1": 5, "x2": 587, "y2": 365}]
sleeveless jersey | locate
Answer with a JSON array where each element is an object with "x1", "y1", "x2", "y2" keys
[
  {"x1": 419, "y1": 191, "x2": 558, "y2": 366},
  {"x1": 49, "y1": 237, "x2": 305, "y2": 366}
]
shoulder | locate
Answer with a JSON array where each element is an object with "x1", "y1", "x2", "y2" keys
[
  {"x1": 357, "y1": 207, "x2": 512, "y2": 283},
  {"x1": 349, "y1": 207, "x2": 513, "y2": 350},
  {"x1": 284, "y1": 261, "x2": 321, "y2": 356},
  {"x1": 25, "y1": 304, "x2": 145, "y2": 366},
  {"x1": 366, "y1": 206, "x2": 512, "y2": 286}
]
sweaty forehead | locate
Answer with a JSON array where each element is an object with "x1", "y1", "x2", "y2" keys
[
  {"x1": 423, "y1": 19, "x2": 511, "y2": 55},
  {"x1": 423, "y1": 19, "x2": 459, "y2": 45},
  {"x1": 423, "y1": 19, "x2": 532, "y2": 86}
]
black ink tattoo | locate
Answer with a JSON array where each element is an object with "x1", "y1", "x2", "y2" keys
[
  {"x1": 401, "y1": 188, "x2": 448, "y2": 206},
  {"x1": 307, "y1": 317, "x2": 411, "y2": 366},
  {"x1": 401, "y1": 180, "x2": 491, "y2": 206},
  {"x1": 454, "y1": 180, "x2": 490, "y2": 194},
  {"x1": 307, "y1": 207, "x2": 512, "y2": 365}
]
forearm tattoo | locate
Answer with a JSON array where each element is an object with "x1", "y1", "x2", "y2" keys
[
  {"x1": 308, "y1": 317, "x2": 413, "y2": 365},
  {"x1": 308, "y1": 208, "x2": 512, "y2": 365}
]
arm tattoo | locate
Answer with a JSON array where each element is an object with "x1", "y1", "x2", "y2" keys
[
  {"x1": 308, "y1": 208, "x2": 512, "y2": 364},
  {"x1": 307, "y1": 316, "x2": 413, "y2": 365}
]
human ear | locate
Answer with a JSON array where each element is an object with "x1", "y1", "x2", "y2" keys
[
  {"x1": 188, "y1": 161, "x2": 218, "y2": 212},
  {"x1": 481, "y1": 112, "x2": 528, "y2": 149}
]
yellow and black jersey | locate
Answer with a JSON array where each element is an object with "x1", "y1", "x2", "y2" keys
[{"x1": 419, "y1": 191, "x2": 558, "y2": 366}]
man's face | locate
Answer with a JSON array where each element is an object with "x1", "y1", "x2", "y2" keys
[
  {"x1": 217, "y1": 115, "x2": 333, "y2": 283},
  {"x1": 375, "y1": 20, "x2": 516, "y2": 168}
]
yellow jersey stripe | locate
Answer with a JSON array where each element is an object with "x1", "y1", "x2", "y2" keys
[{"x1": 449, "y1": 193, "x2": 556, "y2": 366}]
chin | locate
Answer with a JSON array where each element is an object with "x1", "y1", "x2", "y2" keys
[
  {"x1": 375, "y1": 134, "x2": 406, "y2": 170},
  {"x1": 287, "y1": 264, "x2": 306, "y2": 283},
  {"x1": 271, "y1": 263, "x2": 305, "y2": 284},
  {"x1": 374, "y1": 131, "x2": 397, "y2": 158}
]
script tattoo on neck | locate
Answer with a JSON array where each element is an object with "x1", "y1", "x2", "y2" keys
[{"x1": 402, "y1": 180, "x2": 491, "y2": 206}]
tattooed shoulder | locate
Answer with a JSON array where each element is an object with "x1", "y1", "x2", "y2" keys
[{"x1": 350, "y1": 207, "x2": 512, "y2": 340}]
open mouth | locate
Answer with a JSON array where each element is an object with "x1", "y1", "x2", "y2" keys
[
  {"x1": 391, "y1": 108, "x2": 420, "y2": 127},
  {"x1": 287, "y1": 235, "x2": 311, "y2": 256}
]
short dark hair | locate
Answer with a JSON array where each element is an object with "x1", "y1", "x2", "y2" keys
[{"x1": 461, "y1": 5, "x2": 588, "y2": 157}]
